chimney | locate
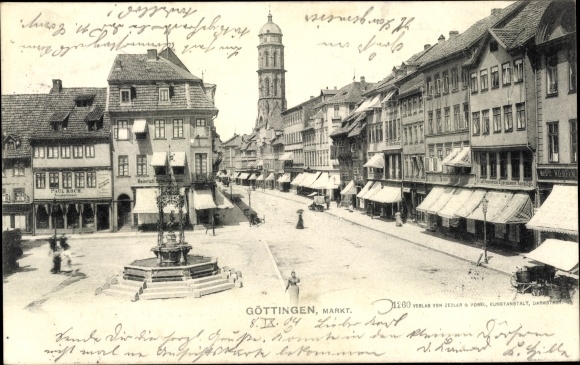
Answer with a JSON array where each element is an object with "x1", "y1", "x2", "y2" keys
[
  {"x1": 438, "y1": 34, "x2": 445, "y2": 45},
  {"x1": 50, "y1": 79, "x2": 62, "y2": 94},
  {"x1": 114, "y1": 60, "x2": 122, "y2": 70},
  {"x1": 147, "y1": 49, "x2": 157, "y2": 61},
  {"x1": 424, "y1": 44, "x2": 431, "y2": 50},
  {"x1": 491, "y1": 8, "x2": 501, "y2": 15},
  {"x1": 360, "y1": 76, "x2": 366, "y2": 84},
  {"x1": 449, "y1": 31, "x2": 459, "y2": 39}
]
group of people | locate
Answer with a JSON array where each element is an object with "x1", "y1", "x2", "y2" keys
[{"x1": 49, "y1": 235, "x2": 73, "y2": 274}]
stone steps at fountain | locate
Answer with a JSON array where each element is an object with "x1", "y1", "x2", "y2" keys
[
  {"x1": 142, "y1": 284, "x2": 191, "y2": 293},
  {"x1": 189, "y1": 278, "x2": 230, "y2": 290},
  {"x1": 188, "y1": 273, "x2": 230, "y2": 285},
  {"x1": 139, "y1": 290, "x2": 193, "y2": 300},
  {"x1": 102, "y1": 288, "x2": 139, "y2": 301},
  {"x1": 192, "y1": 282, "x2": 236, "y2": 298}
]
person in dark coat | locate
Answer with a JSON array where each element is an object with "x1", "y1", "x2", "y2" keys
[
  {"x1": 296, "y1": 212, "x2": 304, "y2": 229},
  {"x1": 49, "y1": 235, "x2": 61, "y2": 274},
  {"x1": 325, "y1": 196, "x2": 330, "y2": 210},
  {"x1": 336, "y1": 195, "x2": 341, "y2": 207}
]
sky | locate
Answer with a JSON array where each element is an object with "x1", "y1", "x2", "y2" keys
[{"x1": 1, "y1": 1, "x2": 515, "y2": 141}]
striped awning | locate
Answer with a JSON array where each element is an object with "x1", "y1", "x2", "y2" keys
[
  {"x1": 368, "y1": 186, "x2": 402, "y2": 203},
  {"x1": 465, "y1": 191, "x2": 514, "y2": 222},
  {"x1": 361, "y1": 181, "x2": 382, "y2": 200},
  {"x1": 357, "y1": 181, "x2": 375, "y2": 198},
  {"x1": 437, "y1": 188, "x2": 476, "y2": 219},
  {"x1": 526, "y1": 185, "x2": 578, "y2": 235},
  {"x1": 426, "y1": 187, "x2": 456, "y2": 215},
  {"x1": 416, "y1": 186, "x2": 446, "y2": 212}
]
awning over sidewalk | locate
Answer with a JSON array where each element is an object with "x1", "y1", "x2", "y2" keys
[
  {"x1": 256, "y1": 160, "x2": 264, "y2": 167},
  {"x1": 299, "y1": 172, "x2": 321, "y2": 187},
  {"x1": 326, "y1": 175, "x2": 341, "y2": 189},
  {"x1": 310, "y1": 172, "x2": 329, "y2": 189},
  {"x1": 368, "y1": 186, "x2": 402, "y2": 204},
  {"x1": 290, "y1": 173, "x2": 306, "y2": 186},
  {"x1": 357, "y1": 181, "x2": 375, "y2": 198},
  {"x1": 132, "y1": 119, "x2": 147, "y2": 133},
  {"x1": 416, "y1": 186, "x2": 446, "y2": 212},
  {"x1": 361, "y1": 181, "x2": 382, "y2": 200},
  {"x1": 279, "y1": 151, "x2": 294, "y2": 161},
  {"x1": 340, "y1": 180, "x2": 357, "y2": 195},
  {"x1": 234, "y1": 172, "x2": 242, "y2": 179},
  {"x1": 426, "y1": 187, "x2": 457, "y2": 215},
  {"x1": 193, "y1": 189, "x2": 217, "y2": 210},
  {"x1": 256, "y1": 173, "x2": 265, "y2": 181},
  {"x1": 525, "y1": 239, "x2": 579, "y2": 272},
  {"x1": 465, "y1": 191, "x2": 514, "y2": 222},
  {"x1": 454, "y1": 189, "x2": 486, "y2": 218},
  {"x1": 214, "y1": 189, "x2": 234, "y2": 210},
  {"x1": 491, "y1": 193, "x2": 533, "y2": 224},
  {"x1": 526, "y1": 185, "x2": 578, "y2": 235},
  {"x1": 437, "y1": 188, "x2": 475, "y2": 219},
  {"x1": 132, "y1": 188, "x2": 187, "y2": 214},
  {"x1": 238, "y1": 173, "x2": 250, "y2": 180},
  {"x1": 248, "y1": 173, "x2": 258, "y2": 181},
  {"x1": 276, "y1": 173, "x2": 289, "y2": 182},
  {"x1": 150, "y1": 152, "x2": 167, "y2": 166},
  {"x1": 170, "y1": 152, "x2": 186, "y2": 166},
  {"x1": 363, "y1": 153, "x2": 385, "y2": 169}
]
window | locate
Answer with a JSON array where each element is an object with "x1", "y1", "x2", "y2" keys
[
  {"x1": 480, "y1": 153, "x2": 487, "y2": 178},
  {"x1": 49, "y1": 172, "x2": 59, "y2": 189},
  {"x1": 428, "y1": 112, "x2": 433, "y2": 134},
  {"x1": 451, "y1": 68, "x2": 459, "y2": 91},
  {"x1": 136, "y1": 155, "x2": 147, "y2": 176},
  {"x1": 173, "y1": 119, "x2": 183, "y2": 138},
  {"x1": 14, "y1": 188, "x2": 26, "y2": 202},
  {"x1": 491, "y1": 66, "x2": 499, "y2": 89},
  {"x1": 437, "y1": 149, "x2": 443, "y2": 172},
  {"x1": 493, "y1": 108, "x2": 501, "y2": 133},
  {"x1": 570, "y1": 119, "x2": 577, "y2": 163},
  {"x1": 419, "y1": 125, "x2": 423, "y2": 142},
  {"x1": 511, "y1": 152, "x2": 520, "y2": 180},
  {"x1": 159, "y1": 88, "x2": 169, "y2": 102},
  {"x1": 426, "y1": 76, "x2": 433, "y2": 96},
  {"x1": 523, "y1": 150, "x2": 533, "y2": 178},
  {"x1": 195, "y1": 118, "x2": 207, "y2": 137},
  {"x1": 462, "y1": 103, "x2": 469, "y2": 129},
  {"x1": 546, "y1": 54, "x2": 558, "y2": 95},
  {"x1": 11, "y1": 161, "x2": 24, "y2": 177},
  {"x1": 470, "y1": 72, "x2": 478, "y2": 93},
  {"x1": 34, "y1": 146, "x2": 45, "y2": 158},
  {"x1": 444, "y1": 107, "x2": 451, "y2": 132},
  {"x1": 61, "y1": 146, "x2": 71, "y2": 158},
  {"x1": 489, "y1": 153, "x2": 497, "y2": 178},
  {"x1": 334, "y1": 105, "x2": 340, "y2": 118},
  {"x1": 502, "y1": 62, "x2": 512, "y2": 85},
  {"x1": 514, "y1": 59, "x2": 523, "y2": 82},
  {"x1": 85, "y1": 145, "x2": 95, "y2": 158},
  {"x1": 453, "y1": 105, "x2": 460, "y2": 130},
  {"x1": 86, "y1": 172, "x2": 96, "y2": 188},
  {"x1": 548, "y1": 122, "x2": 559, "y2": 162},
  {"x1": 154, "y1": 120, "x2": 165, "y2": 139},
  {"x1": 414, "y1": 125, "x2": 418, "y2": 144},
  {"x1": 490, "y1": 41, "x2": 498, "y2": 52},
  {"x1": 115, "y1": 120, "x2": 129, "y2": 140},
  {"x1": 118, "y1": 155, "x2": 129, "y2": 176},
  {"x1": 195, "y1": 153, "x2": 208, "y2": 175},
  {"x1": 504, "y1": 105, "x2": 513, "y2": 132},
  {"x1": 413, "y1": 97, "x2": 418, "y2": 114},
  {"x1": 36, "y1": 172, "x2": 46, "y2": 189},
  {"x1": 461, "y1": 69, "x2": 468, "y2": 89},
  {"x1": 499, "y1": 152, "x2": 508, "y2": 179},
  {"x1": 434, "y1": 73, "x2": 441, "y2": 95},
  {"x1": 75, "y1": 172, "x2": 85, "y2": 188},
  {"x1": 72, "y1": 145, "x2": 83, "y2": 158},
  {"x1": 436, "y1": 109, "x2": 442, "y2": 133},
  {"x1": 442, "y1": 71, "x2": 449, "y2": 93},
  {"x1": 120, "y1": 89, "x2": 131, "y2": 104},
  {"x1": 472, "y1": 111, "x2": 481, "y2": 135},
  {"x1": 480, "y1": 69, "x2": 488, "y2": 91},
  {"x1": 62, "y1": 172, "x2": 72, "y2": 188},
  {"x1": 516, "y1": 103, "x2": 525, "y2": 130},
  {"x1": 569, "y1": 50, "x2": 577, "y2": 93},
  {"x1": 482, "y1": 109, "x2": 490, "y2": 134}
]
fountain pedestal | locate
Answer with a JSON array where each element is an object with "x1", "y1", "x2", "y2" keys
[{"x1": 151, "y1": 232, "x2": 192, "y2": 267}]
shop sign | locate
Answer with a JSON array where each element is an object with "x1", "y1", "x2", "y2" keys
[
  {"x1": 137, "y1": 176, "x2": 185, "y2": 185},
  {"x1": 97, "y1": 171, "x2": 111, "y2": 197},
  {"x1": 537, "y1": 168, "x2": 577, "y2": 180},
  {"x1": 402, "y1": 187, "x2": 411, "y2": 193},
  {"x1": 478, "y1": 178, "x2": 534, "y2": 187}
]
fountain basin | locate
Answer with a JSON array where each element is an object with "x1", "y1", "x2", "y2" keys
[
  {"x1": 151, "y1": 244, "x2": 193, "y2": 267},
  {"x1": 124, "y1": 255, "x2": 218, "y2": 282}
]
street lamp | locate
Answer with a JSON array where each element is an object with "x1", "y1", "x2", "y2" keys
[
  {"x1": 247, "y1": 187, "x2": 252, "y2": 208},
  {"x1": 482, "y1": 195, "x2": 489, "y2": 264},
  {"x1": 53, "y1": 197, "x2": 58, "y2": 239}
]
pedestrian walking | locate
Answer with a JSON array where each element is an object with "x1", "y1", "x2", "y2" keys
[
  {"x1": 395, "y1": 211, "x2": 403, "y2": 227},
  {"x1": 325, "y1": 196, "x2": 330, "y2": 210},
  {"x1": 348, "y1": 197, "x2": 354, "y2": 212},
  {"x1": 336, "y1": 195, "x2": 341, "y2": 208},
  {"x1": 59, "y1": 238, "x2": 73, "y2": 273},
  {"x1": 48, "y1": 235, "x2": 61, "y2": 274},
  {"x1": 296, "y1": 209, "x2": 304, "y2": 229},
  {"x1": 285, "y1": 271, "x2": 300, "y2": 306}
]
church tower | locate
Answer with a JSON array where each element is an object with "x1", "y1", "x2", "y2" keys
[{"x1": 256, "y1": 12, "x2": 286, "y2": 129}]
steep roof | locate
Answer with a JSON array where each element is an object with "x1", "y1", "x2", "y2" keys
[
  {"x1": 32, "y1": 88, "x2": 110, "y2": 141},
  {"x1": 222, "y1": 134, "x2": 242, "y2": 148},
  {"x1": 1, "y1": 94, "x2": 48, "y2": 158},
  {"x1": 315, "y1": 81, "x2": 375, "y2": 108},
  {"x1": 108, "y1": 53, "x2": 201, "y2": 83},
  {"x1": 398, "y1": 73, "x2": 424, "y2": 97}
]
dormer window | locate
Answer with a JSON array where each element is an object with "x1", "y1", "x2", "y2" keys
[
  {"x1": 75, "y1": 94, "x2": 94, "y2": 107},
  {"x1": 159, "y1": 88, "x2": 170, "y2": 102},
  {"x1": 489, "y1": 41, "x2": 498, "y2": 52},
  {"x1": 120, "y1": 88, "x2": 131, "y2": 105}
]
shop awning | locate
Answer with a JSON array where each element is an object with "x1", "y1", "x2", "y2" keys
[
  {"x1": 437, "y1": 188, "x2": 476, "y2": 219},
  {"x1": 132, "y1": 119, "x2": 147, "y2": 133},
  {"x1": 366, "y1": 94, "x2": 382, "y2": 109},
  {"x1": 361, "y1": 181, "x2": 382, "y2": 200},
  {"x1": 340, "y1": 180, "x2": 357, "y2": 195},
  {"x1": 326, "y1": 175, "x2": 341, "y2": 189},
  {"x1": 416, "y1": 186, "x2": 446, "y2": 212},
  {"x1": 264, "y1": 172, "x2": 278, "y2": 181},
  {"x1": 132, "y1": 188, "x2": 187, "y2": 214},
  {"x1": 525, "y1": 239, "x2": 579, "y2": 272},
  {"x1": 193, "y1": 189, "x2": 217, "y2": 210},
  {"x1": 310, "y1": 172, "x2": 329, "y2": 189},
  {"x1": 276, "y1": 173, "x2": 288, "y2": 182},
  {"x1": 454, "y1": 189, "x2": 486, "y2": 218},
  {"x1": 491, "y1": 193, "x2": 533, "y2": 224},
  {"x1": 446, "y1": 147, "x2": 471, "y2": 167},
  {"x1": 234, "y1": 172, "x2": 242, "y2": 179},
  {"x1": 248, "y1": 173, "x2": 258, "y2": 181},
  {"x1": 363, "y1": 153, "x2": 385, "y2": 169},
  {"x1": 441, "y1": 147, "x2": 462, "y2": 166},
  {"x1": 290, "y1": 173, "x2": 306, "y2": 186},
  {"x1": 368, "y1": 186, "x2": 402, "y2": 203},
  {"x1": 307, "y1": 192, "x2": 320, "y2": 197},
  {"x1": 238, "y1": 173, "x2": 250, "y2": 180},
  {"x1": 279, "y1": 151, "x2": 294, "y2": 161},
  {"x1": 215, "y1": 188, "x2": 234, "y2": 209},
  {"x1": 357, "y1": 181, "x2": 375, "y2": 198},
  {"x1": 465, "y1": 191, "x2": 514, "y2": 222},
  {"x1": 299, "y1": 172, "x2": 321, "y2": 187},
  {"x1": 150, "y1": 152, "x2": 167, "y2": 166},
  {"x1": 256, "y1": 173, "x2": 265, "y2": 181},
  {"x1": 256, "y1": 160, "x2": 264, "y2": 167},
  {"x1": 380, "y1": 90, "x2": 396, "y2": 104},
  {"x1": 526, "y1": 185, "x2": 578, "y2": 235},
  {"x1": 355, "y1": 97, "x2": 374, "y2": 113},
  {"x1": 170, "y1": 152, "x2": 186, "y2": 167},
  {"x1": 216, "y1": 171, "x2": 223, "y2": 177},
  {"x1": 426, "y1": 187, "x2": 457, "y2": 215}
]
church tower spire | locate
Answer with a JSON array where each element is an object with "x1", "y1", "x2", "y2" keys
[{"x1": 256, "y1": 12, "x2": 286, "y2": 129}]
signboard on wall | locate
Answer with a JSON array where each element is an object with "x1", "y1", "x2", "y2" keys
[
  {"x1": 97, "y1": 170, "x2": 112, "y2": 197},
  {"x1": 537, "y1": 167, "x2": 578, "y2": 181}
]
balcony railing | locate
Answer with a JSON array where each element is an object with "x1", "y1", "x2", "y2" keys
[
  {"x1": 191, "y1": 173, "x2": 216, "y2": 183},
  {"x1": 2, "y1": 194, "x2": 30, "y2": 203}
]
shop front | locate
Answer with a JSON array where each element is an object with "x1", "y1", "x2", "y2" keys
[
  {"x1": 527, "y1": 184, "x2": 578, "y2": 244},
  {"x1": 366, "y1": 183, "x2": 402, "y2": 219},
  {"x1": 276, "y1": 172, "x2": 290, "y2": 191},
  {"x1": 2, "y1": 201, "x2": 33, "y2": 234}
]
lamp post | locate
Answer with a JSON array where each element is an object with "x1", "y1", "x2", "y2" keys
[
  {"x1": 482, "y1": 196, "x2": 489, "y2": 264},
  {"x1": 247, "y1": 187, "x2": 252, "y2": 208},
  {"x1": 52, "y1": 197, "x2": 58, "y2": 238}
]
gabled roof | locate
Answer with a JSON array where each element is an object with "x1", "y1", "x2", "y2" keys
[
  {"x1": 314, "y1": 81, "x2": 375, "y2": 108},
  {"x1": 311, "y1": 109, "x2": 324, "y2": 119},
  {"x1": 32, "y1": 87, "x2": 110, "y2": 141},
  {"x1": 1, "y1": 94, "x2": 48, "y2": 158},
  {"x1": 222, "y1": 134, "x2": 242, "y2": 148},
  {"x1": 108, "y1": 53, "x2": 201, "y2": 83},
  {"x1": 398, "y1": 73, "x2": 424, "y2": 98}
]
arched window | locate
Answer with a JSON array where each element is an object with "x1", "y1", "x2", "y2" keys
[
  {"x1": 265, "y1": 51, "x2": 269, "y2": 67},
  {"x1": 265, "y1": 78, "x2": 270, "y2": 96},
  {"x1": 273, "y1": 51, "x2": 278, "y2": 67},
  {"x1": 259, "y1": 78, "x2": 263, "y2": 97},
  {"x1": 273, "y1": 78, "x2": 278, "y2": 96}
]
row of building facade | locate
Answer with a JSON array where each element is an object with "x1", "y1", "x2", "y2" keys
[{"x1": 219, "y1": 1, "x2": 577, "y2": 251}]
